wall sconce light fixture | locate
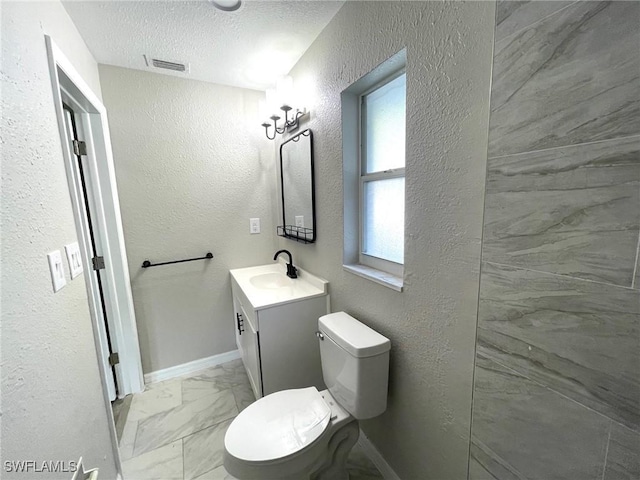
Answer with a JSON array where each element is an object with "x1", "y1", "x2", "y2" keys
[
  {"x1": 261, "y1": 106, "x2": 305, "y2": 140},
  {"x1": 261, "y1": 76, "x2": 306, "y2": 140}
]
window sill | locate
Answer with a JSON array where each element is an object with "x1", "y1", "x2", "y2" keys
[{"x1": 343, "y1": 264, "x2": 403, "y2": 292}]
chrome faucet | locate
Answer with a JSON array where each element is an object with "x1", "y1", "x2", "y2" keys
[{"x1": 273, "y1": 249, "x2": 298, "y2": 279}]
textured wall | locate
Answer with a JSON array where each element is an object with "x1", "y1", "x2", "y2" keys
[
  {"x1": 98, "y1": 66, "x2": 277, "y2": 374},
  {"x1": 282, "y1": 2, "x2": 496, "y2": 478},
  {"x1": 470, "y1": 2, "x2": 640, "y2": 479},
  {"x1": 1, "y1": 1, "x2": 118, "y2": 478}
]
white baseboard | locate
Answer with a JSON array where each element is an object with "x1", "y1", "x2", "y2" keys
[
  {"x1": 357, "y1": 428, "x2": 401, "y2": 480},
  {"x1": 144, "y1": 349, "x2": 241, "y2": 384}
]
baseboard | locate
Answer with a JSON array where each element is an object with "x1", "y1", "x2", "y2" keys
[
  {"x1": 144, "y1": 349, "x2": 241, "y2": 384},
  {"x1": 357, "y1": 428, "x2": 401, "y2": 480}
]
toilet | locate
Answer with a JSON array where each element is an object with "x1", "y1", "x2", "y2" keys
[{"x1": 224, "y1": 311, "x2": 391, "y2": 480}]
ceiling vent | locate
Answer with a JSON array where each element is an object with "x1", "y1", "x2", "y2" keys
[{"x1": 143, "y1": 55, "x2": 190, "y2": 73}]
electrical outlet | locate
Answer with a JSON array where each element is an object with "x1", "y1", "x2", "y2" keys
[
  {"x1": 65, "y1": 242, "x2": 83, "y2": 279},
  {"x1": 250, "y1": 218, "x2": 261, "y2": 234},
  {"x1": 47, "y1": 250, "x2": 66, "y2": 292},
  {"x1": 295, "y1": 215, "x2": 305, "y2": 228}
]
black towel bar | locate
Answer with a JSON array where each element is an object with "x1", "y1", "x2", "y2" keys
[{"x1": 141, "y1": 252, "x2": 213, "y2": 268}]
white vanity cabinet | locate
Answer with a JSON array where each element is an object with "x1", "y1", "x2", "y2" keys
[{"x1": 230, "y1": 263, "x2": 329, "y2": 399}]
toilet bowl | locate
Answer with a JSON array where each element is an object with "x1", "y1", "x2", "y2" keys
[{"x1": 224, "y1": 312, "x2": 390, "y2": 479}]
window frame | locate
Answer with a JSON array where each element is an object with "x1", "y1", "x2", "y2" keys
[{"x1": 357, "y1": 69, "x2": 406, "y2": 278}]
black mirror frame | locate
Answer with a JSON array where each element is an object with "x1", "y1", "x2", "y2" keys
[{"x1": 278, "y1": 129, "x2": 316, "y2": 244}]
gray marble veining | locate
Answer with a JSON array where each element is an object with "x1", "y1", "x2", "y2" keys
[
  {"x1": 128, "y1": 378, "x2": 182, "y2": 422},
  {"x1": 470, "y1": 355, "x2": 611, "y2": 480},
  {"x1": 495, "y1": 0, "x2": 576, "y2": 42},
  {"x1": 182, "y1": 364, "x2": 249, "y2": 404},
  {"x1": 183, "y1": 419, "x2": 233, "y2": 480},
  {"x1": 133, "y1": 389, "x2": 237, "y2": 456},
  {"x1": 483, "y1": 137, "x2": 640, "y2": 287},
  {"x1": 635, "y1": 238, "x2": 640, "y2": 289},
  {"x1": 122, "y1": 439, "x2": 183, "y2": 480},
  {"x1": 488, "y1": 1, "x2": 640, "y2": 157},
  {"x1": 604, "y1": 423, "x2": 640, "y2": 480},
  {"x1": 192, "y1": 466, "x2": 236, "y2": 480},
  {"x1": 478, "y1": 262, "x2": 640, "y2": 430},
  {"x1": 119, "y1": 416, "x2": 138, "y2": 462},
  {"x1": 230, "y1": 382, "x2": 255, "y2": 413},
  {"x1": 469, "y1": 441, "x2": 523, "y2": 480}
]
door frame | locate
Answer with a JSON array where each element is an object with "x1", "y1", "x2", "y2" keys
[
  {"x1": 45, "y1": 35, "x2": 144, "y2": 399},
  {"x1": 61, "y1": 101, "x2": 120, "y2": 400}
]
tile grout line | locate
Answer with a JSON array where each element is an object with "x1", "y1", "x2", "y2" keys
[
  {"x1": 484, "y1": 261, "x2": 638, "y2": 291},
  {"x1": 128, "y1": 371, "x2": 233, "y2": 458},
  {"x1": 130, "y1": 417, "x2": 140, "y2": 461},
  {"x1": 495, "y1": 0, "x2": 581, "y2": 46},
  {"x1": 130, "y1": 391, "x2": 238, "y2": 460},
  {"x1": 128, "y1": 412, "x2": 236, "y2": 466},
  {"x1": 600, "y1": 421, "x2": 612, "y2": 480},
  {"x1": 182, "y1": 437, "x2": 186, "y2": 480},
  {"x1": 479, "y1": 352, "x2": 631, "y2": 430},
  {"x1": 631, "y1": 230, "x2": 640, "y2": 289},
  {"x1": 488, "y1": 134, "x2": 640, "y2": 161}
]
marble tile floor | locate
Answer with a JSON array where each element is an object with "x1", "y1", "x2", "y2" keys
[
  {"x1": 113, "y1": 393, "x2": 133, "y2": 443},
  {"x1": 118, "y1": 359, "x2": 384, "y2": 480}
]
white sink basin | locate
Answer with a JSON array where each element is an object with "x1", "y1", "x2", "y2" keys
[
  {"x1": 250, "y1": 272, "x2": 292, "y2": 289},
  {"x1": 230, "y1": 262, "x2": 329, "y2": 309}
]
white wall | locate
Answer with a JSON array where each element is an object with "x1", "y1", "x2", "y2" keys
[
  {"x1": 282, "y1": 2, "x2": 496, "y2": 478},
  {"x1": 98, "y1": 66, "x2": 277, "y2": 374},
  {"x1": 1, "y1": 1, "x2": 118, "y2": 478}
]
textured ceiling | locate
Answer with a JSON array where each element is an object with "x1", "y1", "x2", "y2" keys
[{"x1": 62, "y1": 1, "x2": 343, "y2": 91}]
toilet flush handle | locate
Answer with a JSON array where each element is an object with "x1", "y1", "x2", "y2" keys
[{"x1": 315, "y1": 331, "x2": 324, "y2": 340}]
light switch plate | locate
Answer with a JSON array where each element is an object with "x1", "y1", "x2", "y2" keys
[
  {"x1": 295, "y1": 215, "x2": 305, "y2": 228},
  {"x1": 47, "y1": 250, "x2": 66, "y2": 292},
  {"x1": 250, "y1": 218, "x2": 260, "y2": 234},
  {"x1": 65, "y1": 242, "x2": 83, "y2": 279}
]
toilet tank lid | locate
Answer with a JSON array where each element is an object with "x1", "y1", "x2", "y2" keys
[{"x1": 319, "y1": 312, "x2": 390, "y2": 358}]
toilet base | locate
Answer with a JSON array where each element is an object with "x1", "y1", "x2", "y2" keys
[{"x1": 312, "y1": 420, "x2": 359, "y2": 480}]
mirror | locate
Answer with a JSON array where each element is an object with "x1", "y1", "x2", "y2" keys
[{"x1": 278, "y1": 129, "x2": 316, "y2": 243}]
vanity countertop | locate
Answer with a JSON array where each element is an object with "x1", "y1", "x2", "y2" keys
[{"x1": 230, "y1": 261, "x2": 329, "y2": 310}]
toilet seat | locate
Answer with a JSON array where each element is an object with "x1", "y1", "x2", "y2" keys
[{"x1": 225, "y1": 387, "x2": 331, "y2": 463}]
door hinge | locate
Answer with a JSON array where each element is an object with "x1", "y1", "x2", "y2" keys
[
  {"x1": 108, "y1": 352, "x2": 120, "y2": 366},
  {"x1": 73, "y1": 140, "x2": 87, "y2": 156},
  {"x1": 92, "y1": 256, "x2": 105, "y2": 270}
]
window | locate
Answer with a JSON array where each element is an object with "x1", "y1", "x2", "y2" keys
[
  {"x1": 360, "y1": 72, "x2": 406, "y2": 275},
  {"x1": 342, "y1": 50, "x2": 406, "y2": 291}
]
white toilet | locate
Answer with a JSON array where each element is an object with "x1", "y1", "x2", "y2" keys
[{"x1": 224, "y1": 311, "x2": 391, "y2": 479}]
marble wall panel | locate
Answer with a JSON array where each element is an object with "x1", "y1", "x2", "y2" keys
[
  {"x1": 604, "y1": 423, "x2": 640, "y2": 480},
  {"x1": 470, "y1": 355, "x2": 610, "y2": 480},
  {"x1": 488, "y1": 1, "x2": 640, "y2": 157},
  {"x1": 495, "y1": 0, "x2": 576, "y2": 42},
  {"x1": 471, "y1": 1, "x2": 640, "y2": 478},
  {"x1": 478, "y1": 262, "x2": 640, "y2": 430},
  {"x1": 483, "y1": 137, "x2": 640, "y2": 286}
]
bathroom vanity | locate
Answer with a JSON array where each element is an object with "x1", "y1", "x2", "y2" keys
[{"x1": 229, "y1": 262, "x2": 329, "y2": 399}]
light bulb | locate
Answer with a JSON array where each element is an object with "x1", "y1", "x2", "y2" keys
[{"x1": 276, "y1": 76, "x2": 294, "y2": 107}]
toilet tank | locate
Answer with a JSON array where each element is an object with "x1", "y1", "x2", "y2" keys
[{"x1": 318, "y1": 312, "x2": 390, "y2": 419}]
